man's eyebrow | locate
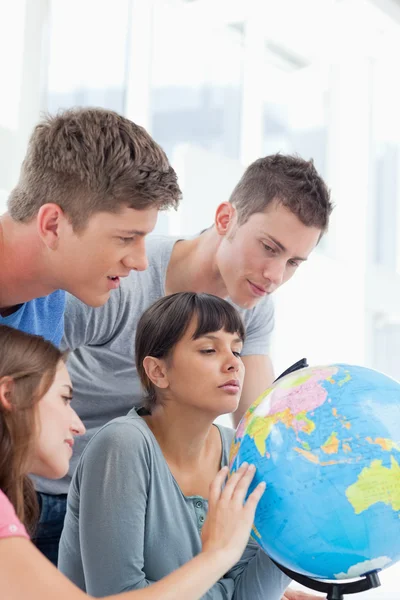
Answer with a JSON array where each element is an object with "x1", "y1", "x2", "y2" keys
[
  {"x1": 115, "y1": 230, "x2": 147, "y2": 236},
  {"x1": 267, "y1": 234, "x2": 307, "y2": 262}
]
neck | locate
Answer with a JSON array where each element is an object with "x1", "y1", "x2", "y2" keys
[
  {"x1": 143, "y1": 401, "x2": 218, "y2": 469},
  {"x1": 0, "y1": 214, "x2": 58, "y2": 310},
  {"x1": 166, "y1": 228, "x2": 229, "y2": 298}
]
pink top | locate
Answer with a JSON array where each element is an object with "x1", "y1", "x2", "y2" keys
[{"x1": 0, "y1": 489, "x2": 29, "y2": 540}]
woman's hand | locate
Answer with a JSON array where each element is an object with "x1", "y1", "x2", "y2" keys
[{"x1": 201, "y1": 463, "x2": 265, "y2": 566}]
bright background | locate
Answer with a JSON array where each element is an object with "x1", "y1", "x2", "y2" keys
[{"x1": 0, "y1": 1, "x2": 399, "y2": 596}]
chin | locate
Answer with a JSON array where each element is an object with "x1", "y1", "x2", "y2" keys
[
  {"x1": 34, "y1": 467, "x2": 68, "y2": 480},
  {"x1": 227, "y1": 284, "x2": 257, "y2": 310},
  {"x1": 231, "y1": 292, "x2": 258, "y2": 310},
  {"x1": 77, "y1": 290, "x2": 110, "y2": 308},
  {"x1": 227, "y1": 292, "x2": 246, "y2": 309},
  {"x1": 42, "y1": 461, "x2": 69, "y2": 480},
  {"x1": 246, "y1": 298, "x2": 261, "y2": 309},
  {"x1": 217, "y1": 399, "x2": 240, "y2": 416},
  {"x1": 51, "y1": 466, "x2": 69, "y2": 480}
]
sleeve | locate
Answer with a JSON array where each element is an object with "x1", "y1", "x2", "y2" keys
[
  {"x1": 0, "y1": 490, "x2": 29, "y2": 541},
  {"x1": 70, "y1": 421, "x2": 155, "y2": 596},
  {"x1": 241, "y1": 298, "x2": 275, "y2": 357},
  {"x1": 60, "y1": 286, "x2": 122, "y2": 351},
  {"x1": 227, "y1": 538, "x2": 291, "y2": 600}
]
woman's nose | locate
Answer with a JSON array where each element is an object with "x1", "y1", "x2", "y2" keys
[
  {"x1": 226, "y1": 355, "x2": 241, "y2": 372},
  {"x1": 70, "y1": 407, "x2": 86, "y2": 436}
]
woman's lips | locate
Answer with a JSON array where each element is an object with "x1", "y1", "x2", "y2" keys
[{"x1": 219, "y1": 380, "x2": 241, "y2": 394}]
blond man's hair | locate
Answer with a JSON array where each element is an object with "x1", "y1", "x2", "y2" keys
[{"x1": 8, "y1": 107, "x2": 181, "y2": 230}]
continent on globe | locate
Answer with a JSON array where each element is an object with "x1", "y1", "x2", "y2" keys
[
  {"x1": 366, "y1": 437, "x2": 400, "y2": 452},
  {"x1": 346, "y1": 456, "x2": 400, "y2": 514}
]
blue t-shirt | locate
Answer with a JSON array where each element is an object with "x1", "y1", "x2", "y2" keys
[{"x1": 0, "y1": 290, "x2": 66, "y2": 347}]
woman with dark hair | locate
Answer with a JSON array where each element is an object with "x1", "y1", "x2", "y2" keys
[
  {"x1": 59, "y1": 293, "x2": 291, "y2": 598},
  {"x1": 0, "y1": 324, "x2": 266, "y2": 600}
]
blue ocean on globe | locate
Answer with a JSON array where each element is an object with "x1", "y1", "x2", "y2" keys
[{"x1": 230, "y1": 364, "x2": 400, "y2": 580}]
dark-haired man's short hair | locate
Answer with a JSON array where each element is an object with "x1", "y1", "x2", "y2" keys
[{"x1": 229, "y1": 154, "x2": 332, "y2": 232}]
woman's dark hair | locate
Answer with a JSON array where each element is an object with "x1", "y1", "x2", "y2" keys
[
  {"x1": 0, "y1": 325, "x2": 65, "y2": 534},
  {"x1": 135, "y1": 292, "x2": 246, "y2": 411}
]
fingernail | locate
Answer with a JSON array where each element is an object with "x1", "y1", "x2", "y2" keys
[
  {"x1": 241, "y1": 461, "x2": 248, "y2": 468},
  {"x1": 259, "y1": 481, "x2": 266, "y2": 487},
  {"x1": 248, "y1": 464, "x2": 255, "y2": 471}
]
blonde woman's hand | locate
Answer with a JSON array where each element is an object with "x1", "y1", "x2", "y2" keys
[{"x1": 201, "y1": 463, "x2": 265, "y2": 566}]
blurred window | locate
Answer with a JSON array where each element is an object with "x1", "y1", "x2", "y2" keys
[
  {"x1": 47, "y1": 0, "x2": 131, "y2": 113},
  {"x1": 373, "y1": 61, "x2": 400, "y2": 273},
  {"x1": 263, "y1": 63, "x2": 329, "y2": 180},
  {"x1": 150, "y1": 0, "x2": 244, "y2": 161}
]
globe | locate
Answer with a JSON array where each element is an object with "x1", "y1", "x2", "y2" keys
[{"x1": 230, "y1": 363, "x2": 400, "y2": 581}]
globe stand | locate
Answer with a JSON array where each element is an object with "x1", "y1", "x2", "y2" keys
[{"x1": 274, "y1": 562, "x2": 381, "y2": 600}]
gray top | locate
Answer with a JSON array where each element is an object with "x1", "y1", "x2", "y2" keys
[
  {"x1": 35, "y1": 235, "x2": 274, "y2": 494},
  {"x1": 58, "y1": 410, "x2": 290, "y2": 599}
]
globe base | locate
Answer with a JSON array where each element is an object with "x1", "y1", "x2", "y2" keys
[{"x1": 273, "y1": 561, "x2": 381, "y2": 600}]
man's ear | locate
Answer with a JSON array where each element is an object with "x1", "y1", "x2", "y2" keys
[
  {"x1": 0, "y1": 377, "x2": 14, "y2": 411},
  {"x1": 143, "y1": 356, "x2": 169, "y2": 390},
  {"x1": 36, "y1": 203, "x2": 66, "y2": 250},
  {"x1": 214, "y1": 202, "x2": 237, "y2": 236}
]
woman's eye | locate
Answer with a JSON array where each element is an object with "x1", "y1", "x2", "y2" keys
[
  {"x1": 200, "y1": 349, "x2": 215, "y2": 354},
  {"x1": 232, "y1": 351, "x2": 242, "y2": 358},
  {"x1": 120, "y1": 237, "x2": 135, "y2": 244},
  {"x1": 62, "y1": 396, "x2": 73, "y2": 405}
]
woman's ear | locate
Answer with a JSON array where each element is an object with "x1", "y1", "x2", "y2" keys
[
  {"x1": 0, "y1": 376, "x2": 14, "y2": 411},
  {"x1": 143, "y1": 357, "x2": 169, "y2": 390}
]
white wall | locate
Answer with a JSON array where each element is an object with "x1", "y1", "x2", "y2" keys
[
  {"x1": 272, "y1": 252, "x2": 368, "y2": 374},
  {"x1": 168, "y1": 144, "x2": 244, "y2": 235},
  {"x1": 0, "y1": 189, "x2": 8, "y2": 215},
  {"x1": 0, "y1": 0, "x2": 49, "y2": 202}
]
